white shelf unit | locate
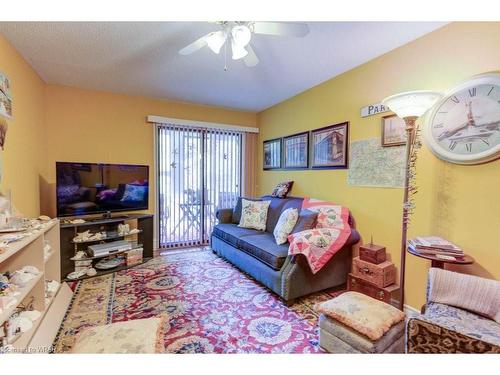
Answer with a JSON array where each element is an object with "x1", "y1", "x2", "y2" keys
[{"x1": 0, "y1": 220, "x2": 73, "y2": 352}]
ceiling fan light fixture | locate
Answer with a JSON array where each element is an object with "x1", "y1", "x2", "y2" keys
[
  {"x1": 231, "y1": 25, "x2": 252, "y2": 47},
  {"x1": 206, "y1": 30, "x2": 227, "y2": 54},
  {"x1": 231, "y1": 39, "x2": 248, "y2": 60}
]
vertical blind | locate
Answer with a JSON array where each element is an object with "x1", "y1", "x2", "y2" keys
[{"x1": 157, "y1": 124, "x2": 242, "y2": 249}]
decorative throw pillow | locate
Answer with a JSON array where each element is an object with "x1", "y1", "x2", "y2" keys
[
  {"x1": 271, "y1": 181, "x2": 294, "y2": 199},
  {"x1": 302, "y1": 198, "x2": 350, "y2": 229},
  {"x1": 291, "y1": 209, "x2": 318, "y2": 234},
  {"x1": 238, "y1": 199, "x2": 271, "y2": 231},
  {"x1": 232, "y1": 197, "x2": 262, "y2": 224},
  {"x1": 273, "y1": 208, "x2": 299, "y2": 245},
  {"x1": 121, "y1": 184, "x2": 147, "y2": 202},
  {"x1": 72, "y1": 315, "x2": 169, "y2": 353}
]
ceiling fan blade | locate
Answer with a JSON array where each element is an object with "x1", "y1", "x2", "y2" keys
[
  {"x1": 252, "y1": 22, "x2": 309, "y2": 37},
  {"x1": 179, "y1": 35, "x2": 208, "y2": 55},
  {"x1": 244, "y1": 45, "x2": 259, "y2": 67}
]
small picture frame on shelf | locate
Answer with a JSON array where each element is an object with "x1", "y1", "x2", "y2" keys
[
  {"x1": 311, "y1": 122, "x2": 349, "y2": 169},
  {"x1": 263, "y1": 138, "x2": 282, "y2": 170},
  {"x1": 283, "y1": 132, "x2": 309, "y2": 169},
  {"x1": 0, "y1": 71, "x2": 12, "y2": 119},
  {"x1": 382, "y1": 114, "x2": 407, "y2": 147}
]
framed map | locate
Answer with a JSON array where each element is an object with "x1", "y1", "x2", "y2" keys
[{"x1": 348, "y1": 138, "x2": 405, "y2": 188}]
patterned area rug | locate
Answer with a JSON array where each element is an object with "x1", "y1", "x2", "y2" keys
[{"x1": 53, "y1": 248, "x2": 344, "y2": 353}]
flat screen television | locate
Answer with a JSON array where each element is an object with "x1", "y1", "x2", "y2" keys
[{"x1": 56, "y1": 162, "x2": 149, "y2": 217}]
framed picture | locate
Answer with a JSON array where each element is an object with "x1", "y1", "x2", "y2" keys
[
  {"x1": 0, "y1": 72, "x2": 12, "y2": 119},
  {"x1": 263, "y1": 138, "x2": 282, "y2": 170},
  {"x1": 311, "y1": 122, "x2": 349, "y2": 169},
  {"x1": 283, "y1": 132, "x2": 309, "y2": 169},
  {"x1": 382, "y1": 114, "x2": 407, "y2": 147}
]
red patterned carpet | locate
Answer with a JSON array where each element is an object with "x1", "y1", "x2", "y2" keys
[{"x1": 53, "y1": 248, "x2": 343, "y2": 353}]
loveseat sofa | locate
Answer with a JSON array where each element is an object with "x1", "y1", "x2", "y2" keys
[{"x1": 210, "y1": 196, "x2": 360, "y2": 303}]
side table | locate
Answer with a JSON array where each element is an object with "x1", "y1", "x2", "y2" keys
[{"x1": 407, "y1": 247, "x2": 474, "y2": 269}]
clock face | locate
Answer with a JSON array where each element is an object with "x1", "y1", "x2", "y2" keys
[{"x1": 425, "y1": 74, "x2": 500, "y2": 164}]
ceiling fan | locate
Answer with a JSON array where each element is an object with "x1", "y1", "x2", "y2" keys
[{"x1": 179, "y1": 21, "x2": 310, "y2": 68}]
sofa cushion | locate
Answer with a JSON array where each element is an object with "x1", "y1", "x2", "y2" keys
[
  {"x1": 239, "y1": 233, "x2": 290, "y2": 270},
  {"x1": 291, "y1": 209, "x2": 317, "y2": 234},
  {"x1": 262, "y1": 195, "x2": 304, "y2": 233},
  {"x1": 212, "y1": 223, "x2": 265, "y2": 247},
  {"x1": 427, "y1": 268, "x2": 500, "y2": 323},
  {"x1": 424, "y1": 302, "x2": 500, "y2": 346}
]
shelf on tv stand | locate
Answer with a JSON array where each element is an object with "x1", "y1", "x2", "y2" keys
[
  {"x1": 60, "y1": 213, "x2": 153, "y2": 228},
  {"x1": 70, "y1": 230, "x2": 142, "y2": 244},
  {"x1": 71, "y1": 244, "x2": 144, "y2": 261},
  {"x1": 64, "y1": 258, "x2": 151, "y2": 281}
]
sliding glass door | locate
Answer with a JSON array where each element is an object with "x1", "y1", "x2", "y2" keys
[{"x1": 157, "y1": 125, "x2": 242, "y2": 249}]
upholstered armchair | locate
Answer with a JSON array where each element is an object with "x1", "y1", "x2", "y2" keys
[{"x1": 407, "y1": 268, "x2": 500, "y2": 353}]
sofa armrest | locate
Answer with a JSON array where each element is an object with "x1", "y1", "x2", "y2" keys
[
  {"x1": 216, "y1": 208, "x2": 233, "y2": 224},
  {"x1": 407, "y1": 317, "x2": 500, "y2": 354},
  {"x1": 280, "y1": 243, "x2": 352, "y2": 301}
]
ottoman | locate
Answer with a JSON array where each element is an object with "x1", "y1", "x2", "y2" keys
[{"x1": 316, "y1": 291, "x2": 406, "y2": 353}]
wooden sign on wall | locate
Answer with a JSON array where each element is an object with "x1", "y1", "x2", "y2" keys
[{"x1": 360, "y1": 103, "x2": 389, "y2": 118}]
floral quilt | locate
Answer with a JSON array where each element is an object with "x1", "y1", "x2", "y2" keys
[{"x1": 288, "y1": 198, "x2": 351, "y2": 273}]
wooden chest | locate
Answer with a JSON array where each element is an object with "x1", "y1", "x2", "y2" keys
[
  {"x1": 347, "y1": 273, "x2": 399, "y2": 304},
  {"x1": 352, "y1": 256, "x2": 396, "y2": 287},
  {"x1": 359, "y1": 243, "x2": 386, "y2": 264}
]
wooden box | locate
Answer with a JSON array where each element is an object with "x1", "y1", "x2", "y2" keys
[
  {"x1": 359, "y1": 243, "x2": 386, "y2": 264},
  {"x1": 352, "y1": 257, "x2": 396, "y2": 287},
  {"x1": 347, "y1": 273, "x2": 399, "y2": 304},
  {"x1": 126, "y1": 248, "x2": 143, "y2": 266}
]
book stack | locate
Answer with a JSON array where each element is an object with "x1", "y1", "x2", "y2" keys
[{"x1": 407, "y1": 236, "x2": 464, "y2": 260}]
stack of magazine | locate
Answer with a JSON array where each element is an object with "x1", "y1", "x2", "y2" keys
[{"x1": 407, "y1": 236, "x2": 464, "y2": 260}]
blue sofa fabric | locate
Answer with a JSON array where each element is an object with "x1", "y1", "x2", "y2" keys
[
  {"x1": 211, "y1": 223, "x2": 265, "y2": 247},
  {"x1": 238, "y1": 233, "x2": 290, "y2": 270}
]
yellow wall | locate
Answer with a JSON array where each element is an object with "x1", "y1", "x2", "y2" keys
[
  {"x1": 43, "y1": 85, "x2": 257, "y2": 216},
  {"x1": 0, "y1": 34, "x2": 256, "y2": 218},
  {"x1": 0, "y1": 34, "x2": 46, "y2": 217},
  {"x1": 257, "y1": 22, "x2": 500, "y2": 309},
  {"x1": 1, "y1": 23, "x2": 498, "y2": 309}
]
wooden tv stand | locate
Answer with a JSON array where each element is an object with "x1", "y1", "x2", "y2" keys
[{"x1": 59, "y1": 213, "x2": 154, "y2": 281}]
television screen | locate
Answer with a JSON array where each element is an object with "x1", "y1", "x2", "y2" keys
[{"x1": 56, "y1": 162, "x2": 149, "y2": 217}]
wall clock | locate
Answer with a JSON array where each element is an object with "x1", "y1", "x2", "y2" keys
[{"x1": 424, "y1": 73, "x2": 500, "y2": 165}]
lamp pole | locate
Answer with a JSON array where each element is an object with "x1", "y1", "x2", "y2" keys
[
  {"x1": 382, "y1": 90, "x2": 443, "y2": 312},
  {"x1": 399, "y1": 116, "x2": 417, "y2": 311}
]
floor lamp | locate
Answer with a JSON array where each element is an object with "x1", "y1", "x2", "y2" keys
[{"x1": 382, "y1": 91, "x2": 442, "y2": 311}]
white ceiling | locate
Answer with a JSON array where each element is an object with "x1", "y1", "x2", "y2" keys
[{"x1": 0, "y1": 22, "x2": 446, "y2": 112}]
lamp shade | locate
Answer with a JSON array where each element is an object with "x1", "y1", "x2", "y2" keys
[
  {"x1": 231, "y1": 39, "x2": 248, "y2": 60},
  {"x1": 206, "y1": 30, "x2": 227, "y2": 54},
  {"x1": 231, "y1": 25, "x2": 252, "y2": 47},
  {"x1": 382, "y1": 90, "x2": 443, "y2": 119}
]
